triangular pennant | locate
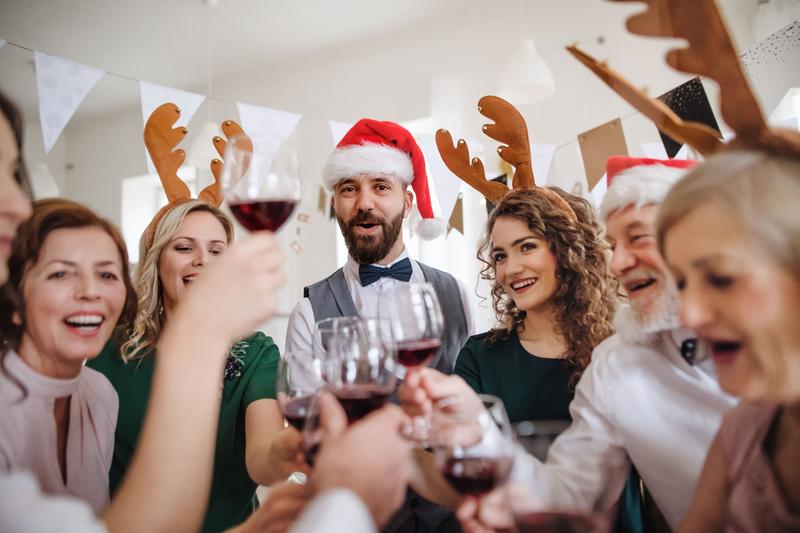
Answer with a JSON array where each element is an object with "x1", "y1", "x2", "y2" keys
[
  {"x1": 318, "y1": 186, "x2": 328, "y2": 214},
  {"x1": 448, "y1": 194, "x2": 464, "y2": 235},
  {"x1": 139, "y1": 81, "x2": 205, "y2": 174},
  {"x1": 589, "y1": 172, "x2": 607, "y2": 209},
  {"x1": 235, "y1": 102, "x2": 302, "y2": 171},
  {"x1": 418, "y1": 133, "x2": 462, "y2": 221},
  {"x1": 741, "y1": 20, "x2": 800, "y2": 117},
  {"x1": 530, "y1": 142, "x2": 556, "y2": 186},
  {"x1": 657, "y1": 78, "x2": 721, "y2": 158},
  {"x1": 641, "y1": 142, "x2": 669, "y2": 159},
  {"x1": 578, "y1": 118, "x2": 628, "y2": 191},
  {"x1": 35, "y1": 52, "x2": 105, "y2": 153},
  {"x1": 328, "y1": 120, "x2": 352, "y2": 146}
]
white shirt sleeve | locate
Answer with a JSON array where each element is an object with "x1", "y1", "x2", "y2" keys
[
  {"x1": 0, "y1": 471, "x2": 108, "y2": 533},
  {"x1": 510, "y1": 357, "x2": 631, "y2": 512},
  {"x1": 289, "y1": 488, "x2": 376, "y2": 533},
  {"x1": 284, "y1": 298, "x2": 316, "y2": 356}
]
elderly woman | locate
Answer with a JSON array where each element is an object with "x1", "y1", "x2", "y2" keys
[
  {"x1": 658, "y1": 150, "x2": 800, "y2": 532},
  {"x1": 88, "y1": 198, "x2": 297, "y2": 532},
  {"x1": 0, "y1": 197, "x2": 137, "y2": 513}
]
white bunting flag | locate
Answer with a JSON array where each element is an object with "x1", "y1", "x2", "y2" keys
[
  {"x1": 742, "y1": 20, "x2": 800, "y2": 117},
  {"x1": 328, "y1": 120, "x2": 352, "y2": 146},
  {"x1": 641, "y1": 142, "x2": 669, "y2": 159},
  {"x1": 236, "y1": 102, "x2": 302, "y2": 171},
  {"x1": 417, "y1": 133, "x2": 461, "y2": 221},
  {"x1": 35, "y1": 52, "x2": 105, "y2": 153},
  {"x1": 531, "y1": 142, "x2": 556, "y2": 186},
  {"x1": 139, "y1": 81, "x2": 205, "y2": 174}
]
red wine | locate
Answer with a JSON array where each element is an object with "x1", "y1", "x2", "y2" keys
[
  {"x1": 229, "y1": 199, "x2": 297, "y2": 232},
  {"x1": 441, "y1": 456, "x2": 512, "y2": 495},
  {"x1": 397, "y1": 338, "x2": 442, "y2": 367},
  {"x1": 282, "y1": 396, "x2": 313, "y2": 431},
  {"x1": 515, "y1": 511, "x2": 610, "y2": 533},
  {"x1": 334, "y1": 385, "x2": 391, "y2": 424}
]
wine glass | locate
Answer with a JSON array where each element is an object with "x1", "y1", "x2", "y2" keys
[
  {"x1": 300, "y1": 392, "x2": 323, "y2": 468},
  {"x1": 378, "y1": 283, "x2": 444, "y2": 368},
  {"x1": 430, "y1": 394, "x2": 515, "y2": 497},
  {"x1": 221, "y1": 133, "x2": 300, "y2": 232},
  {"x1": 312, "y1": 316, "x2": 362, "y2": 362},
  {"x1": 276, "y1": 351, "x2": 325, "y2": 430},
  {"x1": 326, "y1": 318, "x2": 397, "y2": 424},
  {"x1": 509, "y1": 420, "x2": 612, "y2": 532}
]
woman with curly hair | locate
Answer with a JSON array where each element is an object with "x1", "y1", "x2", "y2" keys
[{"x1": 454, "y1": 187, "x2": 618, "y2": 422}]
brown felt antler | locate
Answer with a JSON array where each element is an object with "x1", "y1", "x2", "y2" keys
[
  {"x1": 567, "y1": 45, "x2": 724, "y2": 156},
  {"x1": 436, "y1": 95, "x2": 576, "y2": 219},
  {"x1": 206, "y1": 120, "x2": 252, "y2": 207},
  {"x1": 144, "y1": 103, "x2": 192, "y2": 202},
  {"x1": 609, "y1": 0, "x2": 768, "y2": 146}
]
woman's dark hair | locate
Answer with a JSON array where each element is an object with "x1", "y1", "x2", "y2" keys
[
  {"x1": 0, "y1": 90, "x2": 32, "y2": 198},
  {"x1": 0, "y1": 198, "x2": 138, "y2": 350}
]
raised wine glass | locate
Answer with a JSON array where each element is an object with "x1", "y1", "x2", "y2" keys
[
  {"x1": 430, "y1": 394, "x2": 515, "y2": 497},
  {"x1": 378, "y1": 283, "x2": 444, "y2": 368},
  {"x1": 221, "y1": 134, "x2": 300, "y2": 232},
  {"x1": 276, "y1": 351, "x2": 325, "y2": 431},
  {"x1": 326, "y1": 318, "x2": 397, "y2": 424}
]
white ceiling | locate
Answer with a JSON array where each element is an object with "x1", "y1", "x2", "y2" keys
[{"x1": 0, "y1": 0, "x2": 790, "y2": 125}]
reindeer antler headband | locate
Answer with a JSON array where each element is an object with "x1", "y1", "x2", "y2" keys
[
  {"x1": 435, "y1": 95, "x2": 577, "y2": 221},
  {"x1": 567, "y1": 0, "x2": 800, "y2": 159},
  {"x1": 142, "y1": 102, "x2": 252, "y2": 249}
]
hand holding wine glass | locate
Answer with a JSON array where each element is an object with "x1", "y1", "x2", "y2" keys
[{"x1": 221, "y1": 134, "x2": 300, "y2": 232}]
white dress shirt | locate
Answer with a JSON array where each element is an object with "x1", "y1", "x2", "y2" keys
[
  {"x1": 511, "y1": 325, "x2": 738, "y2": 528},
  {"x1": 290, "y1": 488, "x2": 376, "y2": 533},
  {"x1": 285, "y1": 248, "x2": 476, "y2": 357}
]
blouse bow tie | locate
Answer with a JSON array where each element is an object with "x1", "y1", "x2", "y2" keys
[{"x1": 359, "y1": 258, "x2": 413, "y2": 287}]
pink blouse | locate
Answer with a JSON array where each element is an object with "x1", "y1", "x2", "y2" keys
[
  {"x1": 720, "y1": 401, "x2": 800, "y2": 532},
  {"x1": 0, "y1": 350, "x2": 118, "y2": 515}
]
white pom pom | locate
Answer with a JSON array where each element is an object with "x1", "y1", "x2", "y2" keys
[{"x1": 415, "y1": 217, "x2": 447, "y2": 240}]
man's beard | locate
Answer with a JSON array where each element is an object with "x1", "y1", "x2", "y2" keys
[
  {"x1": 627, "y1": 270, "x2": 681, "y2": 334},
  {"x1": 337, "y1": 209, "x2": 405, "y2": 265}
]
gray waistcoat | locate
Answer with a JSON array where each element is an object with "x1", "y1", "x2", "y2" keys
[{"x1": 303, "y1": 261, "x2": 468, "y2": 375}]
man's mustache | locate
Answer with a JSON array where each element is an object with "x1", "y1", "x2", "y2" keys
[{"x1": 347, "y1": 211, "x2": 386, "y2": 229}]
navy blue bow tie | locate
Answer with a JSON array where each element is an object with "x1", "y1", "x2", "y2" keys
[
  {"x1": 359, "y1": 258, "x2": 413, "y2": 287},
  {"x1": 681, "y1": 338, "x2": 698, "y2": 365}
]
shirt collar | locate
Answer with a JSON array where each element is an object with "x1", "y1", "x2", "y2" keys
[{"x1": 3, "y1": 350, "x2": 81, "y2": 399}]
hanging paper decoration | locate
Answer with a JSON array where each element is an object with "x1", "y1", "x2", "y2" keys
[
  {"x1": 530, "y1": 142, "x2": 556, "y2": 186},
  {"x1": 35, "y1": 52, "x2": 105, "y2": 153},
  {"x1": 741, "y1": 20, "x2": 800, "y2": 117},
  {"x1": 418, "y1": 133, "x2": 462, "y2": 222},
  {"x1": 139, "y1": 81, "x2": 205, "y2": 174},
  {"x1": 578, "y1": 117, "x2": 628, "y2": 191},
  {"x1": 328, "y1": 120, "x2": 352, "y2": 146},
  {"x1": 235, "y1": 102, "x2": 302, "y2": 169},
  {"x1": 657, "y1": 78, "x2": 721, "y2": 158},
  {"x1": 318, "y1": 186, "x2": 328, "y2": 214},
  {"x1": 448, "y1": 194, "x2": 464, "y2": 236}
]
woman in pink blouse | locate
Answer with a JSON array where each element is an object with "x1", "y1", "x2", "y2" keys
[{"x1": 0, "y1": 198, "x2": 137, "y2": 513}]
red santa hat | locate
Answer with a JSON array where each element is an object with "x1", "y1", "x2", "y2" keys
[
  {"x1": 323, "y1": 119, "x2": 445, "y2": 240},
  {"x1": 599, "y1": 156, "x2": 698, "y2": 221}
]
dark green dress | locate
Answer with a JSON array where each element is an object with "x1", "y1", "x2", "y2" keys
[
  {"x1": 88, "y1": 332, "x2": 280, "y2": 533},
  {"x1": 455, "y1": 330, "x2": 644, "y2": 533}
]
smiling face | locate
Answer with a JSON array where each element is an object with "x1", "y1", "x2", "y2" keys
[
  {"x1": 491, "y1": 216, "x2": 559, "y2": 315},
  {"x1": 605, "y1": 203, "x2": 679, "y2": 333},
  {"x1": 18, "y1": 227, "x2": 126, "y2": 377},
  {"x1": 0, "y1": 113, "x2": 32, "y2": 284},
  {"x1": 664, "y1": 202, "x2": 800, "y2": 398},
  {"x1": 158, "y1": 210, "x2": 228, "y2": 313},
  {"x1": 332, "y1": 174, "x2": 412, "y2": 265}
]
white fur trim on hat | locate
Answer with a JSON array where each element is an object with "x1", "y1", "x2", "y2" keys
[
  {"x1": 599, "y1": 164, "x2": 690, "y2": 221},
  {"x1": 322, "y1": 142, "x2": 413, "y2": 190},
  {"x1": 414, "y1": 217, "x2": 447, "y2": 240}
]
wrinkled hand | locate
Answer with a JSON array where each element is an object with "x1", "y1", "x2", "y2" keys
[
  {"x1": 398, "y1": 367, "x2": 484, "y2": 419},
  {"x1": 312, "y1": 392, "x2": 411, "y2": 527},
  {"x1": 176, "y1": 232, "x2": 286, "y2": 347},
  {"x1": 269, "y1": 428, "x2": 309, "y2": 477},
  {"x1": 456, "y1": 485, "x2": 515, "y2": 533},
  {"x1": 228, "y1": 482, "x2": 313, "y2": 533}
]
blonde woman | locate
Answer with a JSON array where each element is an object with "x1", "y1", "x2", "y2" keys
[
  {"x1": 658, "y1": 150, "x2": 800, "y2": 532},
  {"x1": 89, "y1": 199, "x2": 301, "y2": 532}
]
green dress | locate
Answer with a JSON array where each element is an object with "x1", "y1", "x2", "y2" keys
[
  {"x1": 88, "y1": 332, "x2": 280, "y2": 533},
  {"x1": 455, "y1": 331, "x2": 644, "y2": 533}
]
